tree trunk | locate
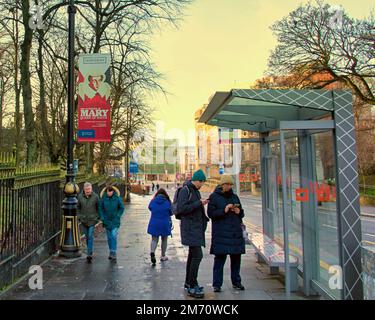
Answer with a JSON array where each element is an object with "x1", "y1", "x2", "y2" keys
[
  {"x1": 85, "y1": 143, "x2": 94, "y2": 174},
  {"x1": 84, "y1": 0, "x2": 103, "y2": 174},
  {"x1": 37, "y1": 30, "x2": 59, "y2": 164},
  {"x1": 98, "y1": 160, "x2": 106, "y2": 175},
  {"x1": 0, "y1": 81, "x2": 3, "y2": 148},
  {"x1": 20, "y1": 0, "x2": 37, "y2": 165},
  {"x1": 13, "y1": 5, "x2": 21, "y2": 164},
  {"x1": 14, "y1": 65, "x2": 21, "y2": 164}
]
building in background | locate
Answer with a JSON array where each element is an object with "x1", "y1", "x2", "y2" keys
[
  {"x1": 137, "y1": 138, "x2": 179, "y2": 182},
  {"x1": 239, "y1": 130, "x2": 261, "y2": 193},
  {"x1": 178, "y1": 145, "x2": 195, "y2": 181},
  {"x1": 195, "y1": 103, "x2": 261, "y2": 193},
  {"x1": 194, "y1": 105, "x2": 224, "y2": 179}
]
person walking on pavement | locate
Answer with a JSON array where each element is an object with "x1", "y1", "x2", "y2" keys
[
  {"x1": 152, "y1": 182, "x2": 155, "y2": 192},
  {"x1": 147, "y1": 188, "x2": 173, "y2": 266},
  {"x1": 77, "y1": 182, "x2": 100, "y2": 263},
  {"x1": 99, "y1": 185, "x2": 125, "y2": 262},
  {"x1": 156, "y1": 182, "x2": 160, "y2": 190},
  {"x1": 177, "y1": 169, "x2": 209, "y2": 298},
  {"x1": 207, "y1": 175, "x2": 245, "y2": 292}
]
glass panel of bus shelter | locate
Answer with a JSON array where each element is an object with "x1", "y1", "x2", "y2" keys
[
  {"x1": 269, "y1": 142, "x2": 283, "y2": 243},
  {"x1": 284, "y1": 132, "x2": 303, "y2": 268},
  {"x1": 270, "y1": 135, "x2": 303, "y2": 268},
  {"x1": 241, "y1": 142, "x2": 262, "y2": 231},
  {"x1": 311, "y1": 130, "x2": 341, "y2": 299},
  {"x1": 266, "y1": 157, "x2": 277, "y2": 213}
]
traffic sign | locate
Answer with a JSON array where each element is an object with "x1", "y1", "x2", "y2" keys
[{"x1": 129, "y1": 161, "x2": 139, "y2": 174}]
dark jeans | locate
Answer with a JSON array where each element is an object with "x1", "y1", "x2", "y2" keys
[
  {"x1": 213, "y1": 254, "x2": 242, "y2": 288},
  {"x1": 185, "y1": 246, "x2": 203, "y2": 287}
]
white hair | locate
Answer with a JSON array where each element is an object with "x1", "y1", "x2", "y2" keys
[{"x1": 83, "y1": 182, "x2": 92, "y2": 189}]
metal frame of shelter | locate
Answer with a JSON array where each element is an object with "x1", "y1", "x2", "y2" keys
[{"x1": 198, "y1": 89, "x2": 363, "y2": 300}]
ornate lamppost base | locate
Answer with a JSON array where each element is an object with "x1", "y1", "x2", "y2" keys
[{"x1": 59, "y1": 179, "x2": 82, "y2": 258}]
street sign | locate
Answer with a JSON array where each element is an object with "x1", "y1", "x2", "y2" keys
[{"x1": 129, "y1": 162, "x2": 139, "y2": 174}]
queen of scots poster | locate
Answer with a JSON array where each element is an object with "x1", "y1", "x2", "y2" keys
[{"x1": 77, "y1": 53, "x2": 111, "y2": 142}]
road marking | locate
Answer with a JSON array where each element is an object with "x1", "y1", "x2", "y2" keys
[
  {"x1": 364, "y1": 233, "x2": 375, "y2": 238},
  {"x1": 363, "y1": 240, "x2": 375, "y2": 245},
  {"x1": 323, "y1": 224, "x2": 337, "y2": 230}
]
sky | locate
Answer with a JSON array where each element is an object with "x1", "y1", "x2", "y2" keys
[{"x1": 145, "y1": 0, "x2": 374, "y2": 146}]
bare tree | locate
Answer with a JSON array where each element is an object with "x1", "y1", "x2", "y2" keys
[
  {"x1": 0, "y1": 40, "x2": 14, "y2": 148},
  {"x1": 71, "y1": 0, "x2": 190, "y2": 173},
  {"x1": 0, "y1": 0, "x2": 191, "y2": 169},
  {"x1": 0, "y1": 1, "x2": 22, "y2": 161},
  {"x1": 268, "y1": 1, "x2": 374, "y2": 105}
]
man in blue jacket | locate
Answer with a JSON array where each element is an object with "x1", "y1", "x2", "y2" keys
[
  {"x1": 99, "y1": 186, "x2": 125, "y2": 262},
  {"x1": 177, "y1": 169, "x2": 209, "y2": 298},
  {"x1": 207, "y1": 175, "x2": 245, "y2": 292}
]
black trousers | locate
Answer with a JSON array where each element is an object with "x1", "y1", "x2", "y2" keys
[
  {"x1": 185, "y1": 246, "x2": 203, "y2": 287},
  {"x1": 213, "y1": 254, "x2": 242, "y2": 288}
]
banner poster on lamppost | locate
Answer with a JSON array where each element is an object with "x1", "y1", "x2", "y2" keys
[{"x1": 77, "y1": 53, "x2": 111, "y2": 142}]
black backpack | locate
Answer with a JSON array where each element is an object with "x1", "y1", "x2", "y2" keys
[{"x1": 172, "y1": 186, "x2": 192, "y2": 220}]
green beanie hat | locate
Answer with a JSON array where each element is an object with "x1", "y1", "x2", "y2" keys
[{"x1": 192, "y1": 169, "x2": 206, "y2": 181}]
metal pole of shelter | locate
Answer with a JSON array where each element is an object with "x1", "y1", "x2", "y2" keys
[{"x1": 280, "y1": 129, "x2": 291, "y2": 299}]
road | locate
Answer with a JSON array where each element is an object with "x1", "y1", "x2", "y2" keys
[{"x1": 154, "y1": 183, "x2": 375, "y2": 247}]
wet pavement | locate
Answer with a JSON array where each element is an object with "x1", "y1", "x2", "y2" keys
[{"x1": 0, "y1": 193, "x2": 315, "y2": 300}]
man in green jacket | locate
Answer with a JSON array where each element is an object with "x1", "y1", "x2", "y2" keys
[
  {"x1": 77, "y1": 182, "x2": 100, "y2": 263},
  {"x1": 99, "y1": 186, "x2": 125, "y2": 262}
]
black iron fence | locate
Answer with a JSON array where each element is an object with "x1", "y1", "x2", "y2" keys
[
  {"x1": 0, "y1": 156, "x2": 122, "y2": 291},
  {"x1": 0, "y1": 160, "x2": 64, "y2": 290}
]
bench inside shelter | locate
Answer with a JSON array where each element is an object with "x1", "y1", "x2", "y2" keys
[{"x1": 249, "y1": 232, "x2": 299, "y2": 292}]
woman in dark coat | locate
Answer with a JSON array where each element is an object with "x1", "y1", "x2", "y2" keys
[
  {"x1": 99, "y1": 186, "x2": 125, "y2": 262},
  {"x1": 176, "y1": 170, "x2": 209, "y2": 298},
  {"x1": 147, "y1": 188, "x2": 172, "y2": 265},
  {"x1": 207, "y1": 175, "x2": 245, "y2": 292}
]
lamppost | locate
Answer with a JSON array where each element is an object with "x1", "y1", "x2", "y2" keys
[{"x1": 59, "y1": 0, "x2": 81, "y2": 258}]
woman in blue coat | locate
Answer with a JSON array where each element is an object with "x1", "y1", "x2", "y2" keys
[
  {"x1": 147, "y1": 188, "x2": 173, "y2": 265},
  {"x1": 207, "y1": 175, "x2": 245, "y2": 292}
]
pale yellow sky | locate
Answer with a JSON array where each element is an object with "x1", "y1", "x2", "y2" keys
[{"x1": 146, "y1": 0, "x2": 374, "y2": 146}]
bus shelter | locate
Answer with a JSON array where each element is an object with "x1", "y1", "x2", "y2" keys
[{"x1": 198, "y1": 89, "x2": 363, "y2": 300}]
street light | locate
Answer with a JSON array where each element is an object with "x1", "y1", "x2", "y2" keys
[{"x1": 59, "y1": 0, "x2": 81, "y2": 258}]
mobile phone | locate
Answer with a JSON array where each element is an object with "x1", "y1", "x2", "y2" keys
[{"x1": 233, "y1": 204, "x2": 240, "y2": 208}]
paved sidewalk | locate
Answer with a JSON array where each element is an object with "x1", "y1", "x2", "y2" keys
[{"x1": 1, "y1": 194, "x2": 314, "y2": 300}]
